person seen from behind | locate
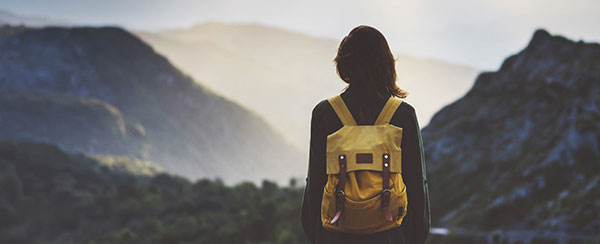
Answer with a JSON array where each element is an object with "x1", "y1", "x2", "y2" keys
[{"x1": 300, "y1": 25, "x2": 431, "y2": 244}]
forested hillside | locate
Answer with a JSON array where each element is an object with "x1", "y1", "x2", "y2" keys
[{"x1": 0, "y1": 140, "x2": 305, "y2": 244}]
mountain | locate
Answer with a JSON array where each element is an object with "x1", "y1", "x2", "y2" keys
[
  {"x1": 0, "y1": 140, "x2": 305, "y2": 243},
  {"x1": 0, "y1": 25, "x2": 303, "y2": 184},
  {"x1": 422, "y1": 29, "x2": 600, "y2": 241},
  {"x1": 134, "y1": 22, "x2": 480, "y2": 149}
]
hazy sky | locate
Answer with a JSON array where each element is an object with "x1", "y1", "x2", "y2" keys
[{"x1": 2, "y1": 0, "x2": 599, "y2": 70}]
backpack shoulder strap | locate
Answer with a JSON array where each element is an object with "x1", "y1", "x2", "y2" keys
[
  {"x1": 374, "y1": 96, "x2": 403, "y2": 125},
  {"x1": 327, "y1": 95, "x2": 357, "y2": 126}
]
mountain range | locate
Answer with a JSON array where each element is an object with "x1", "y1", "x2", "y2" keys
[
  {"x1": 0, "y1": 10, "x2": 481, "y2": 153},
  {"x1": 134, "y1": 22, "x2": 480, "y2": 149},
  {"x1": 0, "y1": 25, "x2": 303, "y2": 184}
]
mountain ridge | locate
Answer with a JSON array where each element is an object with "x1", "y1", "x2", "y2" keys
[
  {"x1": 422, "y1": 28, "x2": 600, "y2": 238},
  {"x1": 135, "y1": 22, "x2": 481, "y2": 150},
  {"x1": 0, "y1": 25, "x2": 303, "y2": 184}
]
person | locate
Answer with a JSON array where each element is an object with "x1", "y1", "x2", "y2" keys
[{"x1": 300, "y1": 25, "x2": 431, "y2": 244}]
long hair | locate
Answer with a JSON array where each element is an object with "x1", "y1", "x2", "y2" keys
[{"x1": 334, "y1": 25, "x2": 407, "y2": 99}]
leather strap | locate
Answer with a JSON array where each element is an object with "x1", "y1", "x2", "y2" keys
[
  {"x1": 382, "y1": 153, "x2": 393, "y2": 221},
  {"x1": 328, "y1": 95, "x2": 358, "y2": 126},
  {"x1": 330, "y1": 154, "x2": 347, "y2": 224},
  {"x1": 374, "y1": 96, "x2": 403, "y2": 125}
]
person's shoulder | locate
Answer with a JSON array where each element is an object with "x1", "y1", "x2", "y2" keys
[
  {"x1": 390, "y1": 99, "x2": 419, "y2": 126},
  {"x1": 397, "y1": 99, "x2": 417, "y2": 116},
  {"x1": 311, "y1": 98, "x2": 334, "y2": 117}
]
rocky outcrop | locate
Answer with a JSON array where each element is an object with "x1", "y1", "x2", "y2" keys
[{"x1": 423, "y1": 29, "x2": 600, "y2": 234}]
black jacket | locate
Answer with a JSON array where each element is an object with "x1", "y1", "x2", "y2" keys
[{"x1": 300, "y1": 88, "x2": 431, "y2": 244}]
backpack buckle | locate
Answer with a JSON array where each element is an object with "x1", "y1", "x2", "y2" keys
[
  {"x1": 331, "y1": 190, "x2": 346, "y2": 224},
  {"x1": 381, "y1": 190, "x2": 393, "y2": 222}
]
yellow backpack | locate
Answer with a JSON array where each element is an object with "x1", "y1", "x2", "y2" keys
[{"x1": 321, "y1": 95, "x2": 408, "y2": 234}]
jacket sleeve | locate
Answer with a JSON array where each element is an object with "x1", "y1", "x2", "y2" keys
[
  {"x1": 402, "y1": 106, "x2": 431, "y2": 244},
  {"x1": 301, "y1": 102, "x2": 328, "y2": 243}
]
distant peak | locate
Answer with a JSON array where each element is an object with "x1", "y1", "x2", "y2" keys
[
  {"x1": 532, "y1": 28, "x2": 551, "y2": 40},
  {"x1": 526, "y1": 28, "x2": 553, "y2": 48},
  {"x1": 523, "y1": 28, "x2": 579, "y2": 53}
]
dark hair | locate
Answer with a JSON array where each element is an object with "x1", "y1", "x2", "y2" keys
[{"x1": 334, "y1": 25, "x2": 407, "y2": 99}]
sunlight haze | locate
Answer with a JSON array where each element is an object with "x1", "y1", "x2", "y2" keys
[{"x1": 1, "y1": 0, "x2": 598, "y2": 70}]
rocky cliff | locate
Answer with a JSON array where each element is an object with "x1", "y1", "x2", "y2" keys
[{"x1": 423, "y1": 29, "x2": 600, "y2": 236}]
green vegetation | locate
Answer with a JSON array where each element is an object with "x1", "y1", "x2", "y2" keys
[
  {"x1": 1, "y1": 140, "x2": 595, "y2": 244},
  {"x1": 0, "y1": 141, "x2": 306, "y2": 244}
]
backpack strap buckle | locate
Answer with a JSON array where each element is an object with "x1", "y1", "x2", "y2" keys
[{"x1": 331, "y1": 155, "x2": 347, "y2": 224}]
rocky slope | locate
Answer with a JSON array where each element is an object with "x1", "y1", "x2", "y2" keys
[
  {"x1": 135, "y1": 22, "x2": 480, "y2": 149},
  {"x1": 0, "y1": 25, "x2": 303, "y2": 184},
  {"x1": 422, "y1": 29, "x2": 600, "y2": 238}
]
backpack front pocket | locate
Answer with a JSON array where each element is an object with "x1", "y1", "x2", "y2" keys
[{"x1": 322, "y1": 187, "x2": 406, "y2": 234}]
